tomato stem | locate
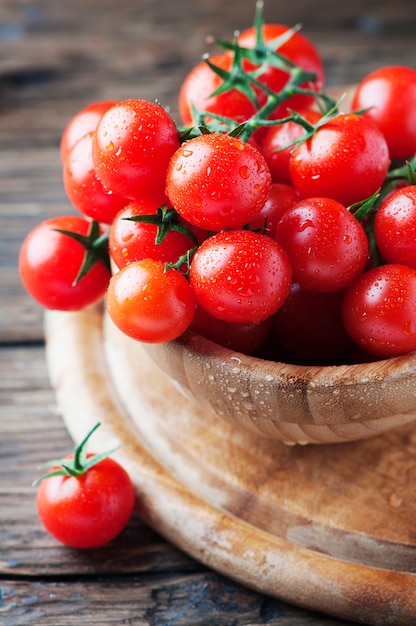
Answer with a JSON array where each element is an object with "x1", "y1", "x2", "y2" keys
[{"x1": 33, "y1": 422, "x2": 120, "y2": 485}]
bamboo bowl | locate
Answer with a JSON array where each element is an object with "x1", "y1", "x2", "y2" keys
[{"x1": 141, "y1": 330, "x2": 416, "y2": 445}]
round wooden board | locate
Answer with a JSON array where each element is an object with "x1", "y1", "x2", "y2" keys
[{"x1": 44, "y1": 305, "x2": 416, "y2": 625}]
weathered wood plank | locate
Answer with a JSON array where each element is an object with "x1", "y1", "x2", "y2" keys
[{"x1": 0, "y1": 577, "x2": 354, "y2": 626}]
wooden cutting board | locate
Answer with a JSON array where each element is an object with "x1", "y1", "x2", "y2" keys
[{"x1": 44, "y1": 305, "x2": 416, "y2": 625}]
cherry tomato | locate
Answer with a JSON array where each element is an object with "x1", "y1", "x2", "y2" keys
[
  {"x1": 178, "y1": 53, "x2": 258, "y2": 127},
  {"x1": 238, "y1": 24, "x2": 325, "y2": 117},
  {"x1": 374, "y1": 185, "x2": 416, "y2": 268},
  {"x1": 289, "y1": 113, "x2": 390, "y2": 207},
  {"x1": 189, "y1": 229, "x2": 292, "y2": 324},
  {"x1": 274, "y1": 197, "x2": 369, "y2": 292},
  {"x1": 19, "y1": 216, "x2": 111, "y2": 310},
  {"x1": 63, "y1": 132, "x2": 128, "y2": 225},
  {"x1": 165, "y1": 133, "x2": 271, "y2": 231},
  {"x1": 92, "y1": 99, "x2": 180, "y2": 205},
  {"x1": 191, "y1": 304, "x2": 272, "y2": 355},
  {"x1": 260, "y1": 108, "x2": 322, "y2": 185},
  {"x1": 106, "y1": 259, "x2": 196, "y2": 343},
  {"x1": 109, "y1": 201, "x2": 196, "y2": 269},
  {"x1": 351, "y1": 65, "x2": 416, "y2": 160},
  {"x1": 342, "y1": 264, "x2": 416, "y2": 358},
  {"x1": 60, "y1": 99, "x2": 118, "y2": 163},
  {"x1": 36, "y1": 425, "x2": 135, "y2": 549},
  {"x1": 247, "y1": 182, "x2": 300, "y2": 238},
  {"x1": 271, "y1": 283, "x2": 352, "y2": 361}
]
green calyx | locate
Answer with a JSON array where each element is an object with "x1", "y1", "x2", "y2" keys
[
  {"x1": 124, "y1": 204, "x2": 199, "y2": 247},
  {"x1": 183, "y1": 0, "x2": 339, "y2": 141},
  {"x1": 33, "y1": 422, "x2": 119, "y2": 485},
  {"x1": 54, "y1": 220, "x2": 110, "y2": 284}
]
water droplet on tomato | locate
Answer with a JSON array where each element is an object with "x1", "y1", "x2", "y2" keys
[
  {"x1": 239, "y1": 165, "x2": 250, "y2": 179},
  {"x1": 403, "y1": 320, "x2": 415, "y2": 336},
  {"x1": 106, "y1": 141, "x2": 114, "y2": 151}
]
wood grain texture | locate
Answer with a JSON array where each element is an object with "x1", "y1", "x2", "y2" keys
[{"x1": 43, "y1": 306, "x2": 416, "y2": 625}]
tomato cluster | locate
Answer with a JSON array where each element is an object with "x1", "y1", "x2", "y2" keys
[{"x1": 19, "y1": 5, "x2": 416, "y2": 364}]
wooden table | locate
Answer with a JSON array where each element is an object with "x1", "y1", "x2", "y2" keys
[{"x1": 1, "y1": 1, "x2": 416, "y2": 624}]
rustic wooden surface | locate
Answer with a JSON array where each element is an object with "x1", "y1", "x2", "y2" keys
[{"x1": 1, "y1": 0, "x2": 416, "y2": 624}]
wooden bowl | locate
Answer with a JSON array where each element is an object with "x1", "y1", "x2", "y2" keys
[{"x1": 141, "y1": 330, "x2": 416, "y2": 445}]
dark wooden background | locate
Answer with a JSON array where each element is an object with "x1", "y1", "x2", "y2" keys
[{"x1": 1, "y1": 0, "x2": 416, "y2": 624}]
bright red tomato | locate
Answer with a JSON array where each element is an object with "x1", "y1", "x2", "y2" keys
[
  {"x1": 238, "y1": 23, "x2": 325, "y2": 117},
  {"x1": 165, "y1": 133, "x2": 271, "y2": 231},
  {"x1": 274, "y1": 197, "x2": 369, "y2": 292},
  {"x1": 342, "y1": 264, "x2": 416, "y2": 358},
  {"x1": 92, "y1": 99, "x2": 180, "y2": 205},
  {"x1": 63, "y1": 132, "x2": 128, "y2": 225},
  {"x1": 189, "y1": 229, "x2": 292, "y2": 324},
  {"x1": 178, "y1": 53, "x2": 258, "y2": 127},
  {"x1": 351, "y1": 65, "x2": 416, "y2": 160},
  {"x1": 289, "y1": 113, "x2": 390, "y2": 207},
  {"x1": 374, "y1": 186, "x2": 416, "y2": 268},
  {"x1": 60, "y1": 99, "x2": 118, "y2": 163},
  {"x1": 271, "y1": 283, "x2": 352, "y2": 361},
  {"x1": 247, "y1": 182, "x2": 300, "y2": 238},
  {"x1": 19, "y1": 216, "x2": 110, "y2": 310},
  {"x1": 109, "y1": 201, "x2": 196, "y2": 269},
  {"x1": 260, "y1": 108, "x2": 322, "y2": 185},
  {"x1": 106, "y1": 259, "x2": 196, "y2": 343},
  {"x1": 37, "y1": 450, "x2": 135, "y2": 549}
]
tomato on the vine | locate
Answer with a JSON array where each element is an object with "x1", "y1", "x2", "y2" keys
[
  {"x1": 178, "y1": 53, "x2": 258, "y2": 127},
  {"x1": 374, "y1": 185, "x2": 416, "y2": 268},
  {"x1": 342, "y1": 264, "x2": 416, "y2": 358},
  {"x1": 189, "y1": 229, "x2": 292, "y2": 324},
  {"x1": 289, "y1": 113, "x2": 390, "y2": 207},
  {"x1": 274, "y1": 197, "x2": 369, "y2": 293},
  {"x1": 106, "y1": 259, "x2": 196, "y2": 343},
  {"x1": 36, "y1": 423, "x2": 135, "y2": 549},
  {"x1": 351, "y1": 65, "x2": 416, "y2": 160},
  {"x1": 165, "y1": 132, "x2": 271, "y2": 231},
  {"x1": 92, "y1": 99, "x2": 180, "y2": 206},
  {"x1": 19, "y1": 216, "x2": 110, "y2": 311},
  {"x1": 238, "y1": 23, "x2": 325, "y2": 117}
]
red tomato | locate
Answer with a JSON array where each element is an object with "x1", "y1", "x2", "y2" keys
[
  {"x1": 271, "y1": 283, "x2": 352, "y2": 361},
  {"x1": 37, "y1": 451, "x2": 135, "y2": 549},
  {"x1": 189, "y1": 229, "x2": 292, "y2": 324},
  {"x1": 106, "y1": 259, "x2": 196, "y2": 343},
  {"x1": 92, "y1": 99, "x2": 180, "y2": 205},
  {"x1": 178, "y1": 53, "x2": 258, "y2": 127},
  {"x1": 109, "y1": 201, "x2": 196, "y2": 269},
  {"x1": 19, "y1": 216, "x2": 111, "y2": 310},
  {"x1": 165, "y1": 133, "x2": 271, "y2": 231},
  {"x1": 274, "y1": 197, "x2": 369, "y2": 292},
  {"x1": 289, "y1": 113, "x2": 390, "y2": 207},
  {"x1": 374, "y1": 186, "x2": 416, "y2": 268},
  {"x1": 351, "y1": 65, "x2": 416, "y2": 160},
  {"x1": 60, "y1": 99, "x2": 118, "y2": 163},
  {"x1": 191, "y1": 304, "x2": 272, "y2": 355},
  {"x1": 260, "y1": 108, "x2": 322, "y2": 185},
  {"x1": 342, "y1": 264, "x2": 416, "y2": 358},
  {"x1": 247, "y1": 182, "x2": 300, "y2": 238},
  {"x1": 63, "y1": 132, "x2": 128, "y2": 225},
  {"x1": 238, "y1": 24, "x2": 325, "y2": 117}
]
